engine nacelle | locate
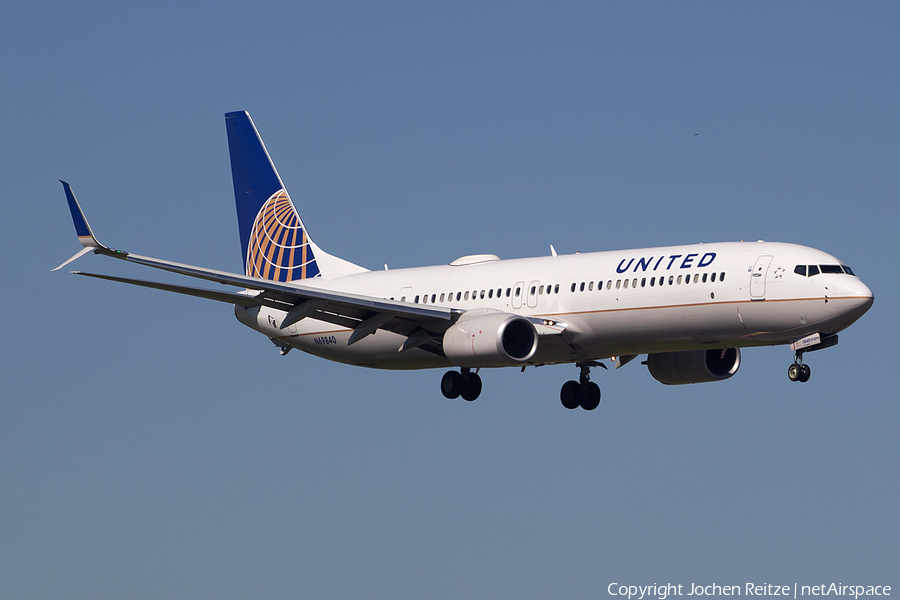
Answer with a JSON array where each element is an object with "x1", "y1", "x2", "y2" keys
[
  {"x1": 442, "y1": 312, "x2": 538, "y2": 368},
  {"x1": 646, "y1": 348, "x2": 741, "y2": 385}
]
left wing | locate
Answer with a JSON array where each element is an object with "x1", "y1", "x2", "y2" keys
[{"x1": 55, "y1": 182, "x2": 459, "y2": 347}]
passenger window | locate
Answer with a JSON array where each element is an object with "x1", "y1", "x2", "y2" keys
[
  {"x1": 597, "y1": 281, "x2": 603, "y2": 290},
  {"x1": 641, "y1": 278, "x2": 646, "y2": 287},
  {"x1": 538, "y1": 285, "x2": 544, "y2": 295},
  {"x1": 440, "y1": 293, "x2": 445, "y2": 302},
  {"x1": 488, "y1": 289, "x2": 493, "y2": 299},
  {"x1": 528, "y1": 286, "x2": 534, "y2": 296},
  {"x1": 480, "y1": 290, "x2": 485, "y2": 299},
  {"x1": 624, "y1": 279, "x2": 629, "y2": 289},
  {"x1": 677, "y1": 275, "x2": 683, "y2": 285},
  {"x1": 808, "y1": 265, "x2": 820, "y2": 276},
  {"x1": 720, "y1": 272, "x2": 725, "y2": 282},
  {"x1": 506, "y1": 288, "x2": 511, "y2": 297},
  {"x1": 588, "y1": 282, "x2": 593, "y2": 291},
  {"x1": 497, "y1": 288, "x2": 502, "y2": 297},
  {"x1": 632, "y1": 278, "x2": 637, "y2": 288},
  {"x1": 650, "y1": 277, "x2": 655, "y2": 286},
  {"x1": 693, "y1": 274, "x2": 699, "y2": 284},
  {"x1": 401, "y1": 296, "x2": 406, "y2": 302},
  {"x1": 794, "y1": 265, "x2": 807, "y2": 276},
  {"x1": 684, "y1": 274, "x2": 690, "y2": 284},
  {"x1": 616, "y1": 280, "x2": 621, "y2": 289},
  {"x1": 606, "y1": 281, "x2": 612, "y2": 290},
  {"x1": 702, "y1": 273, "x2": 708, "y2": 283},
  {"x1": 570, "y1": 283, "x2": 576, "y2": 292},
  {"x1": 667, "y1": 276, "x2": 673, "y2": 285},
  {"x1": 431, "y1": 294, "x2": 436, "y2": 303},
  {"x1": 711, "y1": 273, "x2": 716, "y2": 283},
  {"x1": 515, "y1": 287, "x2": 521, "y2": 297},
  {"x1": 554, "y1": 284, "x2": 560, "y2": 294},
  {"x1": 456, "y1": 292, "x2": 461, "y2": 301},
  {"x1": 464, "y1": 291, "x2": 469, "y2": 300},
  {"x1": 580, "y1": 282, "x2": 585, "y2": 292}
]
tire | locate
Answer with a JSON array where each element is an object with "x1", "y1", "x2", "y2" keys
[
  {"x1": 798, "y1": 364, "x2": 811, "y2": 383},
  {"x1": 560, "y1": 380, "x2": 581, "y2": 409},
  {"x1": 788, "y1": 364, "x2": 800, "y2": 382},
  {"x1": 460, "y1": 373, "x2": 482, "y2": 401},
  {"x1": 581, "y1": 382, "x2": 601, "y2": 411},
  {"x1": 441, "y1": 371, "x2": 462, "y2": 399}
]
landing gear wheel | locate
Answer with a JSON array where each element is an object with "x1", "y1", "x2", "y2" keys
[
  {"x1": 460, "y1": 372, "x2": 482, "y2": 401},
  {"x1": 788, "y1": 363, "x2": 800, "y2": 382},
  {"x1": 581, "y1": 382, "x2": 601, "y2": 411},
  {"x1": 560, "y1": 380, "x2": 581, "y2": 410},
  {"x1": 441, "y1": 371, "x2": 462, "y2": 399},
  {"x1": 798, "y1": 364, "x2": 811, "y2": 383}
]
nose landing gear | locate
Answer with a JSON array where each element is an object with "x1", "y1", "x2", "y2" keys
[
  {"x1": 786, "y1": 333, "x2": 839, "y2": 383},
  {"x1": 560, "y1": 362, "x2": 602, "y2": 410},
  {"x1": 441, "y1": 368, "x2": 483, "y2": 401},
  {"x1": 787, "y1": 357, "x2": 811, "y2": 383},
  {"x1": 788, "y1": 346, "x2": 811, "y2": 383}
]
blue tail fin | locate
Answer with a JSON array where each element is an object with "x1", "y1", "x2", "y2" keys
[{"x1": 225, "y1": 111, "x2": 320, "y2": 281}]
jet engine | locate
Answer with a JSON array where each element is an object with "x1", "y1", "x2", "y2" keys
[
  {"x1": 646, "y1": 348, "x2": 741, "y2": 385},
  {"x1": 442, "y1": 312, "x2": 538, "y2": 368}
]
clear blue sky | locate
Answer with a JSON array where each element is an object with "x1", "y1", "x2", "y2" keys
[{"x1": 2, "y1": 2, "x2": 897, "y2": 598}]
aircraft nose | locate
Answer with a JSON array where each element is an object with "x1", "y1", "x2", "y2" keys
[{"x1": 837, "y1": 277, "x2": 874, "y2": 320}]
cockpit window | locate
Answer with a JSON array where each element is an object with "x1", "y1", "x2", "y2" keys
[{"x1": 797, "y1": 264, "x2": 853, "y2": 277}]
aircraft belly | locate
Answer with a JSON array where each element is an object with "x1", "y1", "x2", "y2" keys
[
  {"x1": 568, "y1": 302, "x2": 749, "y2": 346},
  {"x1": 286, "y1": 328, "x2": 451, "y2": 370}
]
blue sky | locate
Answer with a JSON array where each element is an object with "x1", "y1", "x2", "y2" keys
[{"x1": 2, "y1": 2, "x2": 897, "y2": 598}]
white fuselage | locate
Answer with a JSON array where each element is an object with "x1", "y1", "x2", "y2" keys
[{"x1": 236, "y1": 241, "x2": 873, "y2": 370}]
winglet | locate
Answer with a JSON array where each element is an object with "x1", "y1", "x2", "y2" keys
[
  {"x1": 60, "y1": 180, "x2": 100, "y2": 248},
  {"x1": 53, "y1": 181, "x2": 126, "y2": 271}
]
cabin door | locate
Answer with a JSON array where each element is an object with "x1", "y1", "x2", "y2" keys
[{"x1": 750, "y1": 255, "x2": 773, "y2": 300}]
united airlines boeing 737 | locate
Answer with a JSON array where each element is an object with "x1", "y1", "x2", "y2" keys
[{"x1": 55, "y1": 111, "x2": 874, "y2": 410}]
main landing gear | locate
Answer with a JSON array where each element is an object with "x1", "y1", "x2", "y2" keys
[
  {"x1": 787, "y1": 353, "x2": 811, "y2": 383},
  {"x1": 560, "y1": 362, "x2": 602, "y2": 411},
  {"x1": 441, "y1": 368, "x2": 483, "y2": 401}
]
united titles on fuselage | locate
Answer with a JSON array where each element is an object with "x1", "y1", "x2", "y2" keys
[{"x1": 617, "y1": 252, "x2": 717, "y2": 274}]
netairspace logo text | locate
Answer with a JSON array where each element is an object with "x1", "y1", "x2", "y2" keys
[{"x1": 608, "y1": 584, "x2": 892, "y2": 600}]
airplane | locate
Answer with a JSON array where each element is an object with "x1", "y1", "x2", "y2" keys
[{"x1": 55, "y1": 110, "x2": 874, "y2": 410}]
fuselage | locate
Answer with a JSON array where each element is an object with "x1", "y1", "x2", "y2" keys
[{"x1": 236, "y1": 241, "x2": 874, "y2": 369}]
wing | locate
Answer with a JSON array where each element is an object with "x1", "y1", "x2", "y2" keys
[{"x1": 55, "y1": 182, "x2": 458, "y2": 348}]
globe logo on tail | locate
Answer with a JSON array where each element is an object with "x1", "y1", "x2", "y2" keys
[{"x1": 246, "y1": 189, "x2": 319, "y2": 281}]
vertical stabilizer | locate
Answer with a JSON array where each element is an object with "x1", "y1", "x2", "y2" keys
[
  {"x1": 226, "y1": 111, "x2": 367, "y2": 281},
  {"x1": 225, "y1": 110, "x2": 321, "y2": 281}
]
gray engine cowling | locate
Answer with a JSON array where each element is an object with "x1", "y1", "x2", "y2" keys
[
  {"x1": 442, "y1": 312, "x2": 538, "y2": 368},
  {"x1": 646, "y1": 348, "x2": 741, "y2": 385}
]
